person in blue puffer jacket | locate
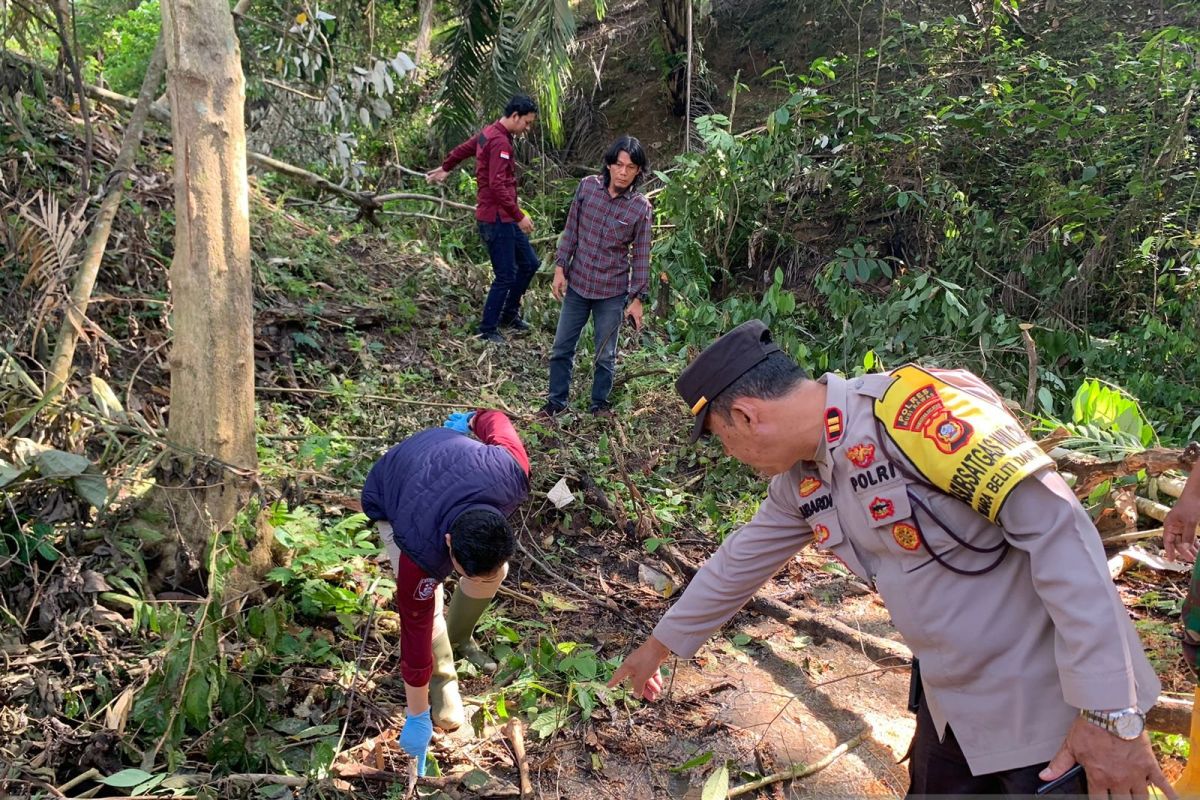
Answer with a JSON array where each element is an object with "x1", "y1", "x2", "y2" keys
[{"x1": 361, "y1": 409, "x2": 530, "y2": 775}]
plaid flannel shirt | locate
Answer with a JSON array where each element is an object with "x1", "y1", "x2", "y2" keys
[{"x1": 554, "y1": 175, "x2": 652, "y2": 301}]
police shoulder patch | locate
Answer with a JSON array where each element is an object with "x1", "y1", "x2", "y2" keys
[
  {"x1": 874, "y1": 365, "x2": 1053, "y2": 522},
  {"x1": 825, "y1": 407, "x2": 844, "y2": 444}
]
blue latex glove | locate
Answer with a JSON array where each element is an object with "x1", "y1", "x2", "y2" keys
[
  {"x1": 443, "y1": 411, "x2": 475, "y2": 434},
  {"x1": 399, "y1": 708, "x2": 433, "y2": 776}
]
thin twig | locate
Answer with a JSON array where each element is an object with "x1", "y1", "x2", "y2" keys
[{"x1": 727, "y1": 729, "x2": 868, "y2": 797}]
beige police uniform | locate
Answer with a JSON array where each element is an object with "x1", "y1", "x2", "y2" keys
[{"x1": 653, "y1": 366, "x2": 1160, "y2": 775}]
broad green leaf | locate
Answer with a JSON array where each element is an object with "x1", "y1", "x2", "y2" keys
[
  {"x1": 701, "y1": 763, "x2": 730, "y2": 800},
  {"x1": 184, "y1": 671, "x2": 212, "y2": 730},
  {"x1": 540, "y1": 592, "x2": 579, "y2": 612},
  {"x1": 74, "y1": 474, "x2": 109, "y2": 509},
  {"x1": 462, "y1": 769, "x2": 491, "y2": 789},
  {"x1": 670, "y1": 750, "x2": 714, "y2": 772},
  {"x1": 0, "y1": 461, "x2": 26, "y2": 488},
  {"x1": 529, "y1": 708, "x2": 568, "y2": 739},
  {"x1": 101, "y1": 769, "x2": 155, "y2": 788},
  {"x1": 34, "y1": 449, "x2": 90, "y2": 478}
]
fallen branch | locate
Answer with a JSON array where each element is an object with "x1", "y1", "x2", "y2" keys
[
  {"x1": 1147, "y1": 694, "x2": 1192, "y2": 736},
  {"x1": 660, "y1": 545, "x2": 912, "y2": 666},
  {"x1": 1053, "y1": 447, "x2": 1197, "y2": 496},
  {"x1": 46, "y1": 34, "x2": 167, "y2": 394},
  {"x1": 502, "y1": 718, "x2": 534, "y2": 798},
  {"x1": 727, "y1": 729, "x2": 868, "y2": 797},
  {"x1": 1, "y1": 50, "x2": 475, "y2": 226},
  {"x1": 1020, "y1": 323, "x2": 1037, "y2": 413}
]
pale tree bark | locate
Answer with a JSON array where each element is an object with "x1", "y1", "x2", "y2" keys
[
  {"x1": 47, "y1": 35, "x2": 167, "y2": 394},
  {"x1": 414, "y1": 0, "x2": 434, "y2": 64},
  {"x1": 157, "y1": 0, "x2": 257, "y2": 584}
]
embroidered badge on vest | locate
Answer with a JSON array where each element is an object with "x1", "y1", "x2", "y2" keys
[
  {"x1": 813, "y1": 523, "x2": 831, "y2": 545},
  {"x1": 799, "y1": 477, "x2": 822, "y2": 497},
  {"x1": 825, "y1": 407, "x2": 844, "y2": 443},
  {"x1": 875, "y1": 365, "x2": 1055, "y2": 522},
  {"x1": 846, "y1": 443, "x2": 876, "y2": 468},
  {"x1": 892, "y1": 522, "x2": 920, "y2": 551},
  {"x1": 869, "y1": 496, "x2": 895, "y2": 521},
  {"x1": 414, "y1": 577, "x2": 438, "y2": 601},
  {"x1": 893, "y1": 383, "x2": 973, "y2": 454}
]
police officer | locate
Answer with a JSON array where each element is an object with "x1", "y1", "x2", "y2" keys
[{"x1": 608, "y1": 320, "x2": 1174, "y2": 796}]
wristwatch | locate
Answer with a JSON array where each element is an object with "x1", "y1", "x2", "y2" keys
[{"x1": 1079, "y1": 707, "x2": 1145, "y2": 740}]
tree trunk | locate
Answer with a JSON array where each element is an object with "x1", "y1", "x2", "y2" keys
[
  {"x1": 414, "y1": 0, "x2": 434, "y2": 64},
  {"x1": 657, "y1": 0, "x2": 688, "y2": 117},
  {"x1": 156, "y1": 0, "x2": 257, "y2": 585}
]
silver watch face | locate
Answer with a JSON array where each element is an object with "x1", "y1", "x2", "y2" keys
[{"x1": 1113, "y1": 711, "x2": 1144, "y2": 739}]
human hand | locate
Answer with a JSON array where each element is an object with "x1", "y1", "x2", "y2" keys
[
  {"x1": 518, "y1": 214, "x2": 534, "y2": 234},
  {"x1": 399, "y1": 708, "x2": 433, "y2": 776},
  {"x1": 552, "y1": 267, "x2": 568, "y2": 302},
  {"x1": 606, "y1": 636, "x2": 670, "y2": 701},
  {"x1": 426, "y1": 168, "x2": 449, "y2": 185},
  {"x1": 625, "y1": 298, "x2": 644, "y2": 331},
  {"x1": 443, "y1": 411, "x2": 476, "y2": 434},
  {"x1": 1164, "y1": 479, "x2": 1200, "y2": 562},
  {"x1": 1038, "y1": 716, "x2": 1175, "y2": 799}
]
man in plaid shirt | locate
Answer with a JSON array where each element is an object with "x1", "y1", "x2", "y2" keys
[{"x1": 540, "y1": 136, "x2": 652, "y2": 417}]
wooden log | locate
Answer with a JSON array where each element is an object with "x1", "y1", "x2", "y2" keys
[
  {"x1": 660, "y1": 545, "x2": 912, "y2": 666},
  {"x1": 1054, "y1": 448, "x2": 1194, "y2": 496},
  {"x1": 1147, "y1": 695, "x2": 1192, "y2": 736}
]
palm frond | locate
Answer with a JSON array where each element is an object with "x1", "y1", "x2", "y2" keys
[
  {"x1": 17, "y1": 191, "x2": 85, "y2": 291},
  {"x1": 516, "y1": 0, "x2": 575, "y2": 146},
  {"x1": 434, "y1": 0, "x2": 596, "y2": 147},
  {"x1": 434, "y1": 0, "x2": 503, "y2": 145}
]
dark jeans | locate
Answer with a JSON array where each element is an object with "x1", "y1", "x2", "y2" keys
[
  {"x1": 477, "y1": 219, "x2": 540, "y2": 334},
  {"x1": 547, "y1": 288, "x2": 626, "y2": 410},
  {"x1": 906, "y1": 688, "x2": 1088, "y2": 797}
]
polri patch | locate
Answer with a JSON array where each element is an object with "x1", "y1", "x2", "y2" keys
[
  {"x1": 799, "y1": 477, "x2": 822, "y2": 497},
  {"x1": 869, "y1": 496, "x2": 895, "y2": 521},
  {"x1": 892, "y1": 522, "x2": 920, "y2": 551},
  {"x1": 846, "y1": 443, "x2": 876, "y2": 468},
  {"x1": 825, "y1": 407, "x2": 844, "y2": 443},
  {"x1": 893, "y1": 383, "x2": 973, "y2": 454},
  {"x1": 813, "y1": 523, "x2": 831, "y2": 545}
]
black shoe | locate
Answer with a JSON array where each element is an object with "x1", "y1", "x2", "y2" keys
[
  {"x1": 477, "y1": 331, "x2": 505, "y2": 343},
  {"x1": 502, "y1": 317, "x2": 531, "y2": 332},
  {"x1": 536, "y1": 402, "x2": 565, "y2": 420},
  {"x1": 589, "y1": 403, "x2": 614, "y2": 418}
]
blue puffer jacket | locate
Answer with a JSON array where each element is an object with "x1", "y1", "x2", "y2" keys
[{"x1": 361, "y1": 427, "x2": 529, "y2": 580}]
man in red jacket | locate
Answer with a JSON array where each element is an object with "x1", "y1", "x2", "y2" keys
[{"x1": 427, "y1": 95, "x2": 540, "y2": 343}]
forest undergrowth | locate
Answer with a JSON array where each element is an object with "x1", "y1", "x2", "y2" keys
[{"x1": 2, "y1": 1, "x2": 1200, "y2": 796}]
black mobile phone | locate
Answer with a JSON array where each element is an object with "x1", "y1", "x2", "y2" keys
[{"x1": 1035, "y1": 764, "x2": 1084, "y2": 795}]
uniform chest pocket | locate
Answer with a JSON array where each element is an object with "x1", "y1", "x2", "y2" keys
[
  {"x1": 807, "y1": 510, "x2": 845, "y2": 551},
  {"x1": 856, "y1": 485, "x2": 937, "y2": 570},
  {"x1": 858, "y1": 484, "x2": 912, "y2": 529},
  {"x1": 606, "y1": 212, "x2": 637, "y2": 245}
]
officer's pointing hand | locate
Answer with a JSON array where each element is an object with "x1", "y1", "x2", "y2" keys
[{"x1": 607, "y1": 636, "x2": 670, "y2": 701}]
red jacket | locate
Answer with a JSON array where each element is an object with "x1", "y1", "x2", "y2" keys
[{"x1": 441, "y1": 120, "x2": 524, "y2": 224}]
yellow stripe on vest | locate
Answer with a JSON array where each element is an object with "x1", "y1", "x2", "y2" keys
[{"x1": 874, "y1": 365, "x2": 1052, "y2": 522}]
